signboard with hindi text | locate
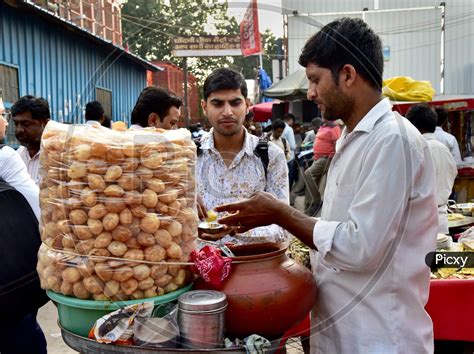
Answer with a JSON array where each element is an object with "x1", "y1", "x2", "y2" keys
[{"x1": 172, "y1": 35, "x2": 242, "y2": 57}]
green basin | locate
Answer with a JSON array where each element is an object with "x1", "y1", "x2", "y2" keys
[{"x1": 47, "y1": 284, "x2": 192, "y2": 337}]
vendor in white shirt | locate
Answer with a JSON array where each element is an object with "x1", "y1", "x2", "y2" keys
[
  {"x1": 0, "y1": 112, "x2": 39, "y2": 219},
  {"x1": 434, "y1": 107, "x2": 462, "y2": 166},
  {"x1": 217, "y1": 18, "x2": 437, "y2": 354},
  {"x1": 406, "y1": 104, "x2": 457, "y2": 234},
  {"x1": 129, "y1": 86, "x2": 182, "y2": 130},
  {"x1": 11, "y1": 96, "x2": 50, "y2": 185},
  {"x1": 196, "y1": 68, "x2": 289, "y2": 245}
]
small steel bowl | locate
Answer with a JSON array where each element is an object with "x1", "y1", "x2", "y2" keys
[{"x1": 198, "y1": 222, "x2": 224, "y2": 235}]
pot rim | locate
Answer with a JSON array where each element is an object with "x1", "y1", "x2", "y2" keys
[{"x1": 228, "y1": 242, "x2": 287, "y2": 262}]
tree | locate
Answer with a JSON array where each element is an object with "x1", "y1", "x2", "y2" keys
[
  {"x1": 121, "y1": 0, "x2": 239, "y2": 83},
  {"x1": 122, "y1": 1, "x2": 281, "y2": 84}
]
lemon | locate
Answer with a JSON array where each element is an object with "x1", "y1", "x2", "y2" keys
[{"x1": 206, "y1": 210, "x2": 218, "y2": 223}]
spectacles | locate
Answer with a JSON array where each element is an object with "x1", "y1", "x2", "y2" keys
[{"x1": 1, "y1": 111, "x2": 11, "y2": 122}]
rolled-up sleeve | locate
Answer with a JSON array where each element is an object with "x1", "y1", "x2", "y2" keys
[
  {"x1": 312, "y1": 134, "x2": 427, "y2": 272},
  {"x1": 313, "y1": 220, "x2": 341, "y2": 257}
]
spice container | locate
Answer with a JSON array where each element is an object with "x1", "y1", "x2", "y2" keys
[{"x1": 178, "y1": 290, "x2": 227, "y2": 349}]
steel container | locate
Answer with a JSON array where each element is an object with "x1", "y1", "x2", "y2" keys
[{"x1": 178, "y1": 290, "x2": 227, "y2": 349}]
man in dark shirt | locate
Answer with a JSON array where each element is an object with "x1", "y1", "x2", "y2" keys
[{"x1": 0, "y1": 179, "x2": 48, "y2": 354}]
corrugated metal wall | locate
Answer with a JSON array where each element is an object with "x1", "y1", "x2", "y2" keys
[
  {"x1": 283, "y1": 0, "x2": 474, "y2": 94},
  {"x1": 0, "y1": 2, "x2": 147, "y2": 124}
]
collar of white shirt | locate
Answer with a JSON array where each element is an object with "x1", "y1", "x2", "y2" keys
[
  {"x1": 129, "y1": 124, "x2": 145, "y2": 130},
  {"x1": 17, "y1": 146, "x2": 40, "y2": 162},
  {"x1": 423, "y1": 132, "x2": 437, "y2": 140},
  {"x1": 200, "y1": 128, "x2": 255, "y2": 157},
  {"x1": 85, "y1": 120, "x2": 101, "y2": 127},
  {"x1": 350, "y1": 98, "x2": 393, "y2": 134}
]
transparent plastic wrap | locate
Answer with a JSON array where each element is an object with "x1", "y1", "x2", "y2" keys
[{"x1": 37, "y1": 121, "x2": 198, "y2": 300}]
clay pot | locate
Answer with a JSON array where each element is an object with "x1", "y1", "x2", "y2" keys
[{"x1": 194, "y1": 243, "x2": 317, "y2": 339}]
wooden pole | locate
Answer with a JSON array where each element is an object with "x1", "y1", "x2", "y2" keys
[{"x1": 182, "y1": 57, "x2": 190, "y2": 127}]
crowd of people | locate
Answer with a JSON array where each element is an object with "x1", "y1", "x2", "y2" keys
[{"x1": 0, "y1": 16, "x2": 466, "y2": 354}]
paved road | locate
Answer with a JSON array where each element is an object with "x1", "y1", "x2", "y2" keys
[{"x1": 37, "y1": 302, "x2": 77, "y2": 353}]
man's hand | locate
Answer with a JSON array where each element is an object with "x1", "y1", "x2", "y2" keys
[
  {"x1": 215, "y1": 192, "x2": 284, "y2": 233},
  {"x1": 198, "y1": 225, "x2": 235, "y2": 241},
  {"x1": 197, "y1": 195, "x2": 208, "y2": 220},
  {"x1": 216, "y1": 191, "x2": 318, "y2": 250}
]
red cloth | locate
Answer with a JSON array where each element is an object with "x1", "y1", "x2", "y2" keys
[
  {"x1": 425, "y1": 278, "x2": 474, "y2": 341},
  {"x1": 313, "y1": 125, "x2": 341, "y2": 159},
  {"x1": 276, "y1": 316, "x2": 311, "y2": 353},
  {"x1": 190, "y1": 246, "x2": 232, "y2": 289}
]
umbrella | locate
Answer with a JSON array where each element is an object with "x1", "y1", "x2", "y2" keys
[
  {"x1": 263, "y1": 69, "x2": 308, "y2": 101},
  {"x1": 249, "y1": 101, "x2": 277, "y2": 122}
]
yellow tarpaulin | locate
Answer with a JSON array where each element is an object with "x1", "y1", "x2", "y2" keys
[{"x1": 382, "y1": 76, "x2": 435, "y2": 102}]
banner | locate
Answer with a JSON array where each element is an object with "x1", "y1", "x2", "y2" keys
[
  {"x1": 172, "y1": 35, "x2": 242, "y2": 57},
  {"x1": 240, "y1": 0, "x2": 261, "y2": 57}
]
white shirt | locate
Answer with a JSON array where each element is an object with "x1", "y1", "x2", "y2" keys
[
  {"x1": 17, "y1": 146, "x2": 41, "y2": 185},
  {"x1": 303, "y1": 130, "x2": 316, "y2": 145},
  {"x1": 435, "y1": 126, "x2": 462, "y2": 166},
  {"x1": 197, "y1": 129, "x2": 289, "y2": 244},
  {"x1": 423, "y1": 133, "x2": 457, "y2": 234},
  {"x1": 311, "y1": 99, "x2": 437, "y2": 354},
  {"x1": 282, "y1": 123, "x2": 296, "y2": 161},
  {"x1": 0, "y1": 146, "x2": 40, "y2": 220},
  {"x1": 269, "y1": 134, "x2": 290, "y2": 161},
  {"x1": 85, "y1": 120, "x2": 101, "y2": 127},
  {"x1": 129, "y1": 124, "x2": 145, "y2": 130}
]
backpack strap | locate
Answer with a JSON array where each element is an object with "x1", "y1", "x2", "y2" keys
[
  {"x1": 195, "y1": 139, "x2": 202, "y2": 156},
  {"x1": 254, "y1": 138, "x2": 269, "y2": 180}
]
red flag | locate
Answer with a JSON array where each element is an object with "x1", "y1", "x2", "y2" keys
[{"x1": 240, "y1": 0, "x2": 261, "y2": 57}]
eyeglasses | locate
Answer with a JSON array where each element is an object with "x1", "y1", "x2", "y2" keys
[{"x1": 1, "y1": 111, "x2": 11, "y2": 122}]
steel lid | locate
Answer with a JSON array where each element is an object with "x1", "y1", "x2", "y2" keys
[{"x1": 178, "y1": 290, "x2": 227, "y2": 312}]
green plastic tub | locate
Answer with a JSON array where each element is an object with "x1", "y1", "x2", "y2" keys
[{"x1": 47, "y1": 284, "x2": 192, "y2": 337}]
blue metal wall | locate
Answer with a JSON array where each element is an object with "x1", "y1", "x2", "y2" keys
[{"x1": 0, "y1": 2, "x2": 147, "y2": 125}]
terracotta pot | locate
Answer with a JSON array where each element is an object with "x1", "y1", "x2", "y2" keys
[{"x1": 194, "y1": 243, "x2": 317, "y2": 339}]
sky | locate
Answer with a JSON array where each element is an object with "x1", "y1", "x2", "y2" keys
[{"x1": 226, "y1": 0, "x2": 283, "y2": 37}]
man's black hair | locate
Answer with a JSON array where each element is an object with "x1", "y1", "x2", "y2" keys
[
  {"x1": 283, "y1": 113, "x2": 295, "y2": 122},
  {"x1": 406, "y1": 104, "x2": 437, "y2": 133},
  {"x1": 203, "y1": 68, "x2": 247, "y2": 101},
  {"x1": 131, "y1": 86, "x2": 182, "y2": 127},
  {"x1": 11, "y1": 95, "x2": 50, "y2": 120},
  {"x1": 102, "y1": 114, "x2": 112, "y2": 128},
  {"x1": 85, "y1": 101, "x2": 105, "y2": 122},
  {"x1": 311, "y1": 117, "x2": 323, "y2": 128},
  {"x1": 435, "y1": 107, "x2": 448, "y2": 126},
  {"x1": 272, "y1": 119, "x2": 286, "y2": 131},
  {"x1": 299, "y1": 17, "x2": 384, "y2": 91}
]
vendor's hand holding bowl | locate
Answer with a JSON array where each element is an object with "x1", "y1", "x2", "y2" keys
[
  {"x1": 198, "y1": 223, "x2": 235, "y2": 241},
  {"x1": 215, "y1": 192, "x2": 282, "y2": 232}
]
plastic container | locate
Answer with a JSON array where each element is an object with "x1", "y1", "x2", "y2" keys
[{"x1": 47, "y1": 284, "x2": 192, "y2": 337}]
